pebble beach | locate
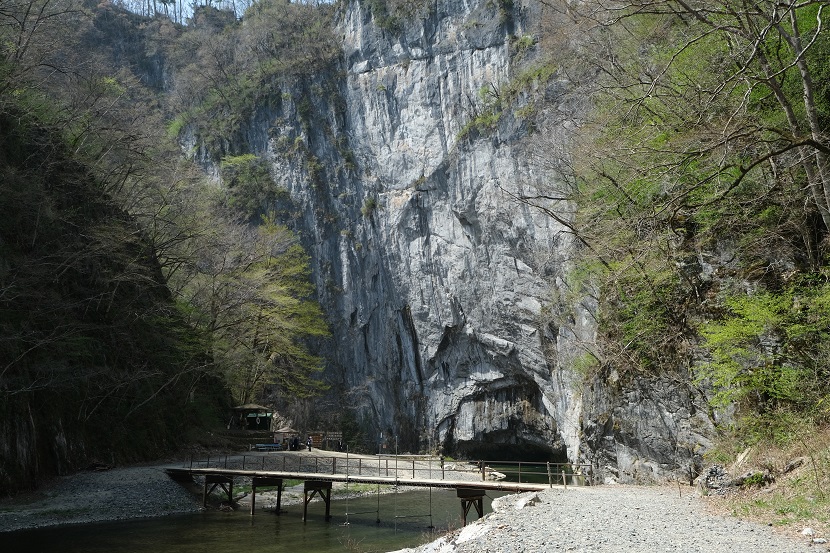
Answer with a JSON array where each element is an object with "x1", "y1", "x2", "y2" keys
[
  {"x1": 0, "y1": 464, "x2": 202, "y2": 533},
  {"x1": 394, "y1": 486, "x2": 825, "y2": 553}
]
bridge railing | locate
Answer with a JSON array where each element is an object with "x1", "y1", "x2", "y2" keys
[
  {"x1": 188, "y1": 454, "x2": 452, "y2": 480},
  {"x1": 475, "y1": 460, "x2": 593, "y2": 486},
  {"x1": 186, "y1": 454, "x2": 592, "y2": 485}
]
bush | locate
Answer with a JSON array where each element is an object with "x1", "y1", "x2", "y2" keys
[{"x1": 361, "y1": 197, "x2": 379, "y2": 218}]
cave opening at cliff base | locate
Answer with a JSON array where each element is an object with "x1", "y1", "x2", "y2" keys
[{"x1": 455, "y1": 439, "x2": 568, "y2": 464}]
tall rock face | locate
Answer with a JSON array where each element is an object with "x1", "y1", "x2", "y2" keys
[
  {"x1": 332, "y1": 0, "x2": 569, "y2": 460},
  {"x1": 578, "y1": 369, "x2": 716, "y2": 484},
  {"x1": 256, "y1": 0, "x2": 578, "y2": 461},
  {"x1": 225, "y1": 0, "x2": 713, "y2": 481}
]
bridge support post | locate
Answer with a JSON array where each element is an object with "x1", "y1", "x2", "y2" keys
[
  {"x1": 303, "y1": 480, "x2": 332, "y2": 522},
  {"x1": 457, "y1": 488, "x2": 485, "y2": 526},
  {"x1": 203, "y1": 475, "x2": 234, "y2": 508},
  {"x1": 250, "y1": 477, "x2": 283, "y2": 516}
]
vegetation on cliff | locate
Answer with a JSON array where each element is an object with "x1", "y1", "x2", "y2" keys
[
  {"x1": 531, "y1": 0, "x2": 829, "y2": 529},
  {"x1": 0, "y1": 0, "x2": 331, "y2": 491},
  {"x1": 533, "y1": 0, "x2": 830, "y2": 430},
  {"x1": 0, "y1": 102, "x2": 221, "y2": 489}
]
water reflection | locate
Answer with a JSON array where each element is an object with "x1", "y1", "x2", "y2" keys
[{"x1": 4, "y1": 489, "x2": 505, "y2": 553}]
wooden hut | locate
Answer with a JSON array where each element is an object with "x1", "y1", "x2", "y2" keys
[
  {"x1": 274, "y1": 426, "x2": 299, "y2": 449},
  {"x1": 231, "y1": 404, "x2": 273, "y2": 431}
]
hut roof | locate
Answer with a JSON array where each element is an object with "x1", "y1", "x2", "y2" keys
[{"x1": 232, "y1": 403, "x2": 271, "y2": 412}]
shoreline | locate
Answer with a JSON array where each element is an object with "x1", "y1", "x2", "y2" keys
[
  {"x1": 0, "y1": 463, "x2": 203, "y2": 534},
  {"x1": 392, "y1": 486, "x2": 822, "y2": 553},
  {"x1": 1, "y1": 459, "x2": 823, "y2": 553},
  {"x1": 0, "y1": 451, "x2": 481, "y2": 534}
]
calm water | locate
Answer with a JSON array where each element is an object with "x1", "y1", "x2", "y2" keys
[
  {"x1": 3, "y1": 489, "x2": 505, "y2": 553},
  {"x1": 488, "y1": 462, "x2": 586, "y2": 485}
]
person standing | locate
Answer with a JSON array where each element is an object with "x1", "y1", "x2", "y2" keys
[{"x1": 306, "y1": 437, "x2": 312, "y2": 451}]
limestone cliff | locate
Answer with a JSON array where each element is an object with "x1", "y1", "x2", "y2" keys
[{"x1": 197, "y1": 0, "x2": 714, "y2": 482}]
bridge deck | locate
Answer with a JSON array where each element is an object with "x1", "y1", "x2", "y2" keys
[{"x1": 167, "y1": 466, "x2": 553, "y2": 493}]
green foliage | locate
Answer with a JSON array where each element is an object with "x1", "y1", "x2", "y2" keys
[
  {"x1": 595, "y1": 253, "x2": 688, "y2": 372},
  {"x1": 548, "y1": 1, "x2": 830, "y2": 399},
  {"x1": 167, "y1": 114, "x2": 187, "y2": 138},
  {"x1": 361, "y1": 196, "x2": 379, "y2": 218},
  {"x1": 457, "y1": 60, "x2": 557, "y2": 140},
  {"x1": 702, "y1": 417, "x2": 830, "y2": 534},
  {"x1": 0, "y1": 0, "x2": 341, "y2": 472},
  {"x1": 775, "y1": 6, "x2": 830, "y2": 128},
  {"x1": 168, "y1": 1, "x2": 340, "y2": 157},
  {"x1": 297, "y1": 96, "x2": 314, "y2": 125},
  {"x1": 513, "y1": 34, "x2": 535, "y2": 52},
  {"x1": 741, "y1": 472, "x2": 767, "y2": 487},
  {"x1": 571, "y1": 352, "x2": 600, "y2": 378},
  {"x1": 364, "y1": 0, "x2": 432, "y2": 32},
  {"x1": 170, "y1": 211, "x2": 331, "y2": 405},
  {"x1": 698, "y1": 279, "x2": 830, "y2": 416},
  {"x1": 0, "y1": 0, "x2": 339, "y2": 494},
  {"x1": 0, "y1": 102, "x2": 221, "y2": 492},
  {"x1": 458, "y1": 110, "x2": 501, "y2": 138},
  {"x1": 220, "y1": 153, "x2": 286, "y2": 219}
]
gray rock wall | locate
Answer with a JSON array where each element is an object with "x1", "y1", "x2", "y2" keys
[
  {"x1": 212, "y1": 0, "x2": 715, "y2": 481},
  {"x1": 258, "y1": 0, "x2": 577, "y2": 459},
  {"x1": 579, "y1": 370, "x2": 715, "y2": 484}
]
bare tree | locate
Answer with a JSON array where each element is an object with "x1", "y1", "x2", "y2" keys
[
  {"x1": 546, "y1": 0, "x2": 830, "y2": 230},
  {"x1": 520, "y1": 0, "x2": 830, "y2": 375},
  {"x1": 0, "y1": 0, "x2": 84, "y2": 91}
]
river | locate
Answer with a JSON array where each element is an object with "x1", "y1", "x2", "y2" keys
[{"x1": 3, "y1": 488, "x2": 505, "y2": 553}]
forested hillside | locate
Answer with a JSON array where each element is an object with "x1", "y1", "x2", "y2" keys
[
  {"x1": 0, "y1": 0, "x2": 330, "y2": 492},
  {"x1": 539, "y1": 0, "x2": 830, "y2": 527},
  {"x1": 537, "y1": 0, "x2": 830, "y2": 445}
]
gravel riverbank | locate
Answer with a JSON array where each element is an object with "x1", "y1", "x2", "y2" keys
[
  {"x1": 0, "y1": 464, "x2": 202, "y2": 533},
  {"x1": 393, "y1": 486, "x2": 827, "y2": 553}
]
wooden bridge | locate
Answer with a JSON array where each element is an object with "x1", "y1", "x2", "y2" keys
[{"x1": 166, "y1": 452, "x2": 589, "y2": 525}]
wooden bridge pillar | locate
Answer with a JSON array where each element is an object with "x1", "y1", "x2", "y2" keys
[
  {"x1": 250, "y1": 477, "x2": 283, "y2": 516},
  {"x1": 203, "y1": 475, "x2": 234, "y2": 508},
  {"x1": 303, "y1": 480, "x2": 332, "y2": 522},
  {"x1": 457, "y1": 488, "x2": 485, "y2": 526}
]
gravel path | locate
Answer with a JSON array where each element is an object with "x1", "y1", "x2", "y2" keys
[{"x1": 394, "y1": 486, "x2": 827, "y2": 553}]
